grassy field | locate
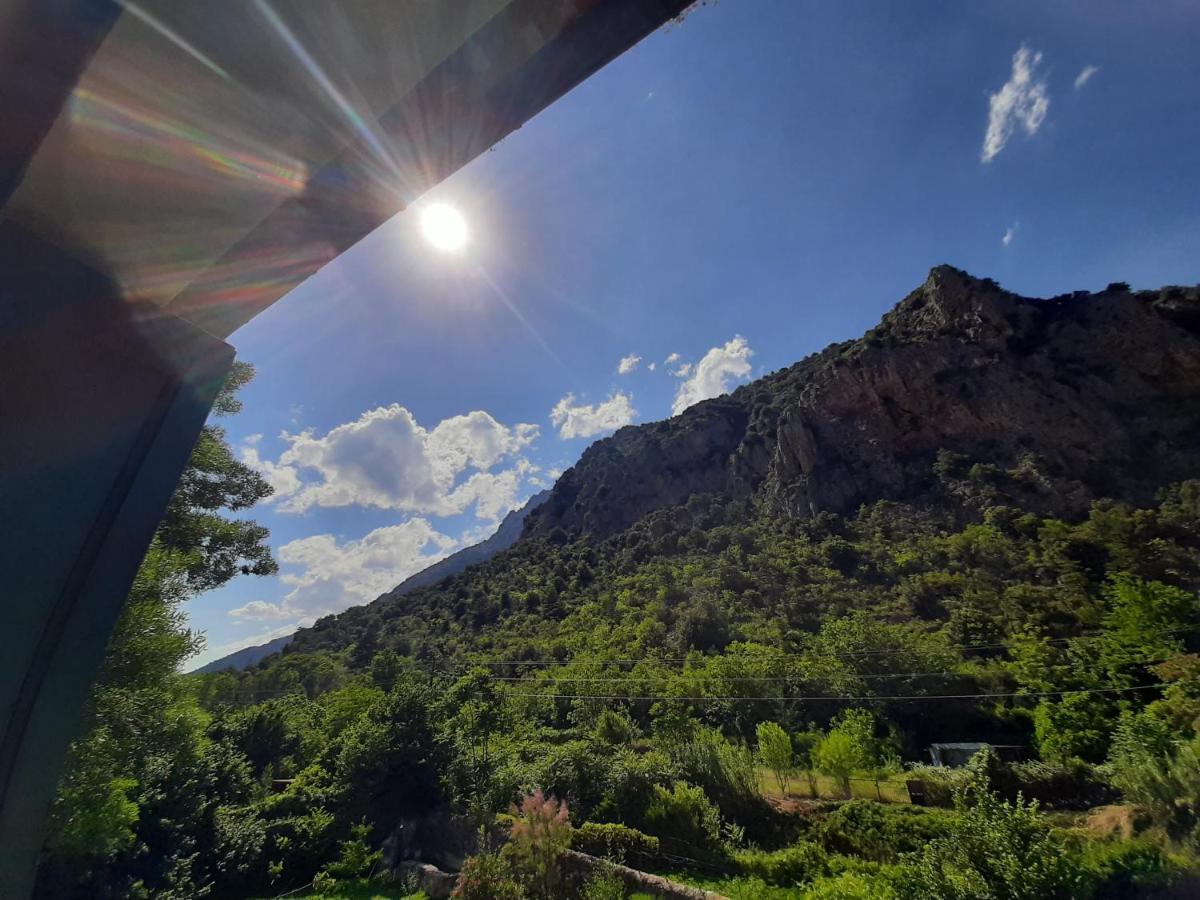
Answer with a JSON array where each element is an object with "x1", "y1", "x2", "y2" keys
[
  {"x1": 252, "y1": 881, "x2": 425, "y2": 900},
  {"x1": 757, "y1": 768, "x2": 912, "y2": 804},
  {"x1": 656, "y1": 870, "x2": 810, "y2": 899}
]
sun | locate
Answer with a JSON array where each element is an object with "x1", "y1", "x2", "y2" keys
[{"x1": 420, "y1": 202, "x2": 469, "y2": 251}]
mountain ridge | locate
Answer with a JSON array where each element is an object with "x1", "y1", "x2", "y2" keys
[
  {"x1": 523, "y1": 265, "x2": 1200, "y2": 540},
  {"x1": 271, "y1": 265, "x2": 1200, "y2": 661},
  {"x1": 191, "y1": 490, "x2": 550, "y2": 673}
]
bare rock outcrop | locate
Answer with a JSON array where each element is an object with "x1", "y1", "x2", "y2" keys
[{"x1": 525, "y1": 266, "x2": 1200, "y2": 539}]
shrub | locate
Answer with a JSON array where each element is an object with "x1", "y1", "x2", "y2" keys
[
  {"x1": 453, "y1": 850, "x2": 524, "y2": 900},
  {"x1": 1105, "y1": 714, "x2": 1200, "y2": 835},
  {"x1": 904, "y1": 764, "x2": 968, "y2": 808},
  {"x1": 532, "y1": 740, "x2": 612, "y2": 820},
  {"x1": 806, "y1": 870, "x2": 898, "y2": 899},
  {"x1": 593, "y1": 748, "x2": 673, "y2": 828},
  {"x1": 1004, "y1": 760, "x2": 1113, "y2": 809},
  {"x1": 572, "y1": 822, "x2": 660, "y2": 863},
  {"x1": 643, "y1": 782, "x2": 721, "y2": 851},
  {"x1": 319, "y1": 822, "x2": 382, "y2": 881},
  {"x1": 666, "y1": 727, "x2": 767, "y2": 828},
  {"x1": 595, "y1": 709, "x2": 637, "y2": 746},
  {"x1": 1079, "y1": 838, "x2": 1177, "y2": 898},
  {"x1": 899, "y1": 767, "x2": 1085, "y2": 899},
  {"x1": 819, "y1": 800, "x2": 954, "y2": 862},
  {"x1": 581, "y1": 869, "x2": 627, "y2": 900},
  {"x1": 733, "y1": 841, "x2": 829, "y2": 885},
  {"x1": 506, "y1": 790, "x2": 572, "y2": 899}
]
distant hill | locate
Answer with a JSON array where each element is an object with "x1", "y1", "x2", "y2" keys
[
  {"x1": 381, "y1": 489, "x2": 550, "y2": 600},
  {"x1": 283, "y1": 265, "x2": 1200, "y2": 659},
  {"x1": 189, "y1": 489, "x2": 550, "y2": 673},
  {"x1": 191, "y1": 634, "x2": 294, "y2": 675}
]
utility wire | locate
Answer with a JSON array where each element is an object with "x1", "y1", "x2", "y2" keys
[
  {"x1": 486, "y1": 653, "x2": 1174, "y2": 685},
  {"x1": 451, "y1": 624, "x2": 1197, "y2": 669},
  {"x1": 490, "y1": 669, "x2": 989, "y2": 684},
  {"x1": 508, "y1": 682, "x2": 1167, "y2": 703}
]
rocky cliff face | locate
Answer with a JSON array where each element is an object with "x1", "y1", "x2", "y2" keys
[{"x1": 525, "y1": 267, "x2": 1200, "y2": 539}]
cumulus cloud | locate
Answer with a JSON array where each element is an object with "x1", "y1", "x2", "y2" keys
[
  {"x1": 671, "y1": 362, "x2": 692, "y2": 377},
  {"x1": 617, "y1": 353, "x2": 641, "y2": 375},
  {"x1": 647, "y1": 362, "x2": 656, "y2": 372},
  {"x1": 246, "y1": 405, "x2": 538, "y2": 519},
  {"x1": 550, "y1": 392, "x2": 636, "y2": 439},
  {"x1": 240, "y1": 444, "x2": 304, "y2": 499},
  {"x1": 230, "y1": 518, "x2": 460, "y2": 624},
  {"x1": 982, "y1": 45, "x2": 1050, "y2": 163},
  {"x1": 671, "y1": 336, "x2": 754, "y2": 415},
  {"x1": 665, "y1": 352, "x2": 681, "y2": 365},
  {"x1": 1074, "y1": 65, "x2": 1099, "y2": 90},
  {"x1": 1002, "y1": 223, "x2": 1018, "y2": 246},
  {"x1": 229, "y1": 600, "x2": 294, "y2": 623}
]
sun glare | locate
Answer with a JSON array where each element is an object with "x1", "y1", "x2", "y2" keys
[{"x1": 420, "y1": 202, "x2": 469, "y2": 251}]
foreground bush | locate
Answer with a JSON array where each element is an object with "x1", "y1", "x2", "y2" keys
[
  {"x1": 818, "y1": 800, "x2": 954, "y2": 862},
  {"x1": 572, "y1": 822, "x2": 660, "y2": 863},
  {"x1": 452, "y1": 850, "x2": 523, "y2": 900},
  {"x1": 733, "y1": 841, "x2": 829, "y2": 886},
  {"x1": 1077, "y1": 838, "x2": 1179, "y2": 898},
  {"x1": 899, "y1": 768, "x2": 1085, "y2": 899},
  {"x1": 643, "y1": 782, "x2": 721, "y2": 851},
  {"x1": 505, "y1": 790, "x2": 572, "y2": 899}
]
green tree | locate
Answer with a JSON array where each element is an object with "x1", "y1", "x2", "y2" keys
[
  {"x1": 814, "y1": 730, "x2": 865, "y2": 799},
  {"x1": 813, "y1": 709, "x2": 883, "y2": 798},
  {"x1": 756, "y1": 721, "x2": 794, "y2": 795},
  {"x1": 903, "y1": 764, "x2": 1082, "y2": 899},
  {"x1": 39, "y1": 364, "x2": 277, "y2": 896}
]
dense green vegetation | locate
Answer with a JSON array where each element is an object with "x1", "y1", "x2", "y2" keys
[{"x1": 38, "y1": 366, "x2": 1200, "y2": 896}]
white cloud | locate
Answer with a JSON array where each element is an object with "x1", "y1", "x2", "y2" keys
[
  {"x1": 243, "y1": 433, "x2": 263, "y2": 446},
  {"x1": 229, "y1": 600, "x2": 295, "y2": 623},
  {"x1": 249, "y1": 405, "x2": 538, "y2": 519},
  {"x1": 231, "y1": 518, "x2": 460, "y2": 624},
  {"x1": 982, "y1": 45, "x2": 1050, "y2": 163},
  {"x1": 1074, "y1": 65, "x2": 1099, "y2": 90},
  {"x1": 671, "y1": 336, "x2": 754, "y2": 415},
  {"x1": 240, "y1": 444, "x2": 304, "y2": 500},
  {"x1": 647, "y1": 362, "x2": 656, "y2": 372},
  {"x1": 1002, "y1": 223, "x2": 1018, "y2": 246},
  {"x1": 670, "y1": 362, "x2": 692, "y2": 377},
  {"x1": 665, "y1": 352, "x2": 681, "y2": 365},
  {"x1": 550, "y1": 392, "x2": 637, "y2": 439},
  {"x1": 617, "y1": 353, "x2": 641, "y2": 375}
]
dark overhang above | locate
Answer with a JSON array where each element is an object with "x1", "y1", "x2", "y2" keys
[{"x1": 1, "y1": 0, "x2": 691, "y2": 338}]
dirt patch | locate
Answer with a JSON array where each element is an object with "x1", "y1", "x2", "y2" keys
[{"x1": 1084, "y1": 804, "x2": 1151, "y2": 839}]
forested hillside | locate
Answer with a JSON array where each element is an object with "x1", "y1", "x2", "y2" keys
[{"x1": 43, "y1": 272, "x2": 1200, "y2": 898}]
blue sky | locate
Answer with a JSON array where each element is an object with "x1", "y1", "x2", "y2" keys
[{"x1": 187, "y1": 0, "x2": 1200, "y2": 667}]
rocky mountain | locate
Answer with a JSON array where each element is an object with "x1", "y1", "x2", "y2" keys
[
  {"x1": 191, "y1": 491, "x2": 550, "y2": 673},
  {"x1": 380, "y1": 489, "x2": 550, "y2": 600},
  {"x1": 524, "y1": 266, "x2": 1200, "y2": 539}
]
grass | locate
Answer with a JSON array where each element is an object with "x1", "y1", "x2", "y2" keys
[
  {"x1": 251, "y1": 880, "x2": 426, "y2": 900},
  {"x1": 655, "y1": 870, "x2": 811, "y2": 899},
  {"x1": 757, "y1": 768, "x2": 912, "y2": 804}
]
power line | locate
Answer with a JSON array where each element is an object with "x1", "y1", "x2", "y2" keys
[
  {"x1": 486, "y1": 653, "x2": 1175, "y2": 685},
  {"x1": 452, "y1": 624, "x2": 1197, "y2": 670},
  {"x1": 488, "y1": 669, "x2": 977, "y2": 683},
  {"x1": 507, "y1": 682, "x2": 1168, "y2": 703}
]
